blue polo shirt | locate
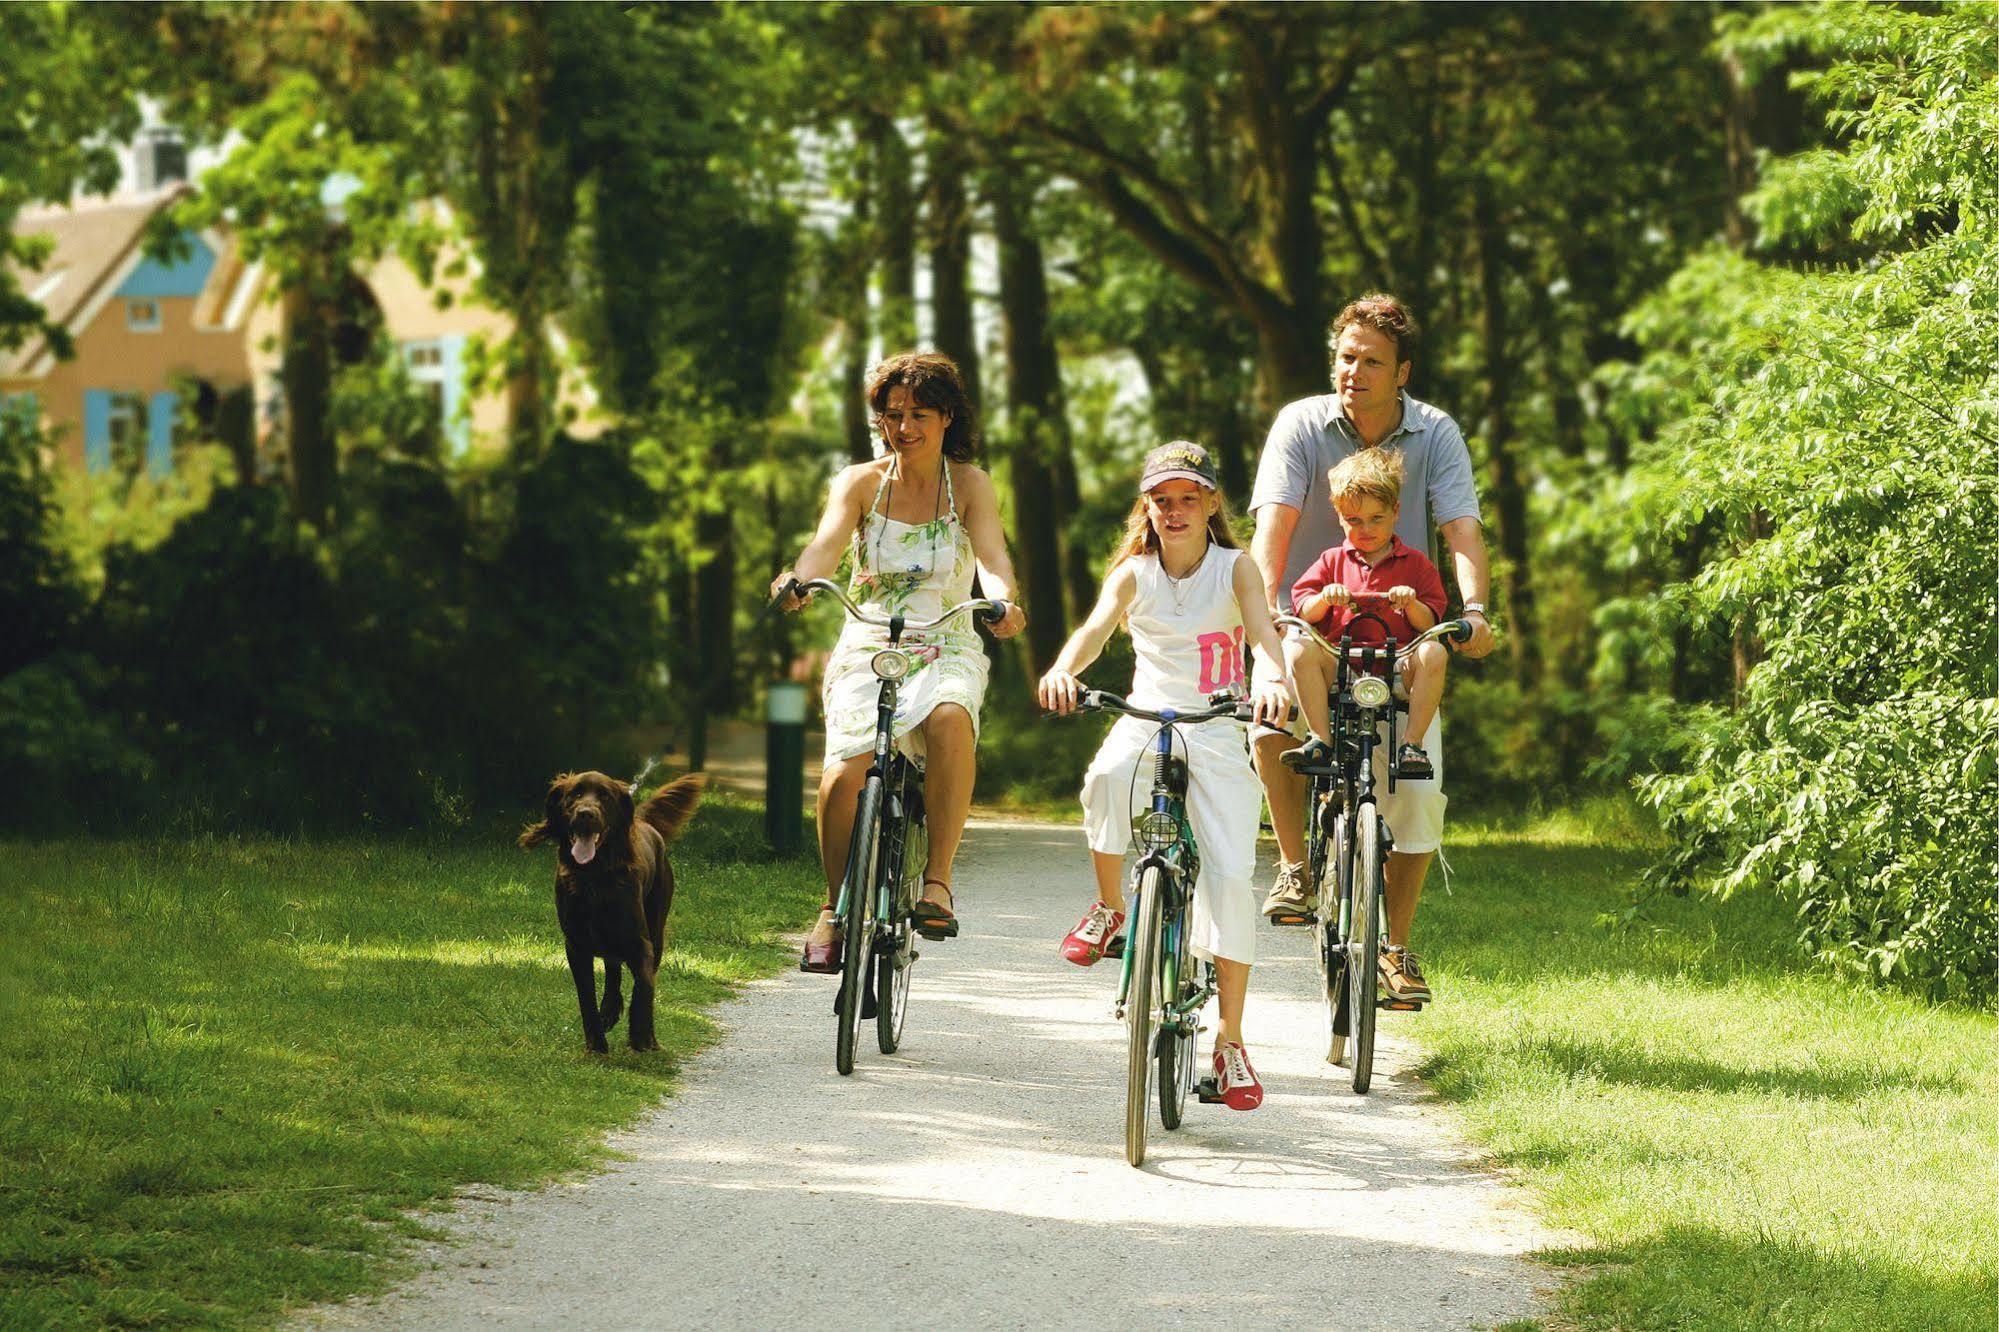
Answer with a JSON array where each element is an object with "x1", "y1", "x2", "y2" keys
[{"x1": 1250, "y1": 391, "x2": 1482, "y2": 609}]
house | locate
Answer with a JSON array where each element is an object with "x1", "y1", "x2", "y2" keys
[{"x1": 2, "y1": 129, "x2": 599, "y2": 477}]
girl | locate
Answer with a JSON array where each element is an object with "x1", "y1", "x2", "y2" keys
[{"x1": 1037, "y1": 441, "x2": 1292, "y2": 1111}]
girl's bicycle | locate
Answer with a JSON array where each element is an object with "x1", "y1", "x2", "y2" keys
[
  {"x1": 1068, "y1": 688, "x2": 1263, "y2": 1166},
  {"x1": 1274, "y1": 603, "x2": 1470, "y2": 1094},
  {"x1": 779, "y1": 577, "x2": 1008, "y2": 1076}
]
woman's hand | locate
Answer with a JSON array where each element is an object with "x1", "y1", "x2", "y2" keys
[
  {"x1": 988, "y1": 602, "x2": 1026, "y2": 640},
  {"x1": 1250, "y1": 675, "x2": 1294, "y2": 729},
  {"x1": 1038, "y1": 666, "x2": 1084, "y2": 715},
  {"x1": 769, "y1": 570, "x2": 809, "y2": 612}
]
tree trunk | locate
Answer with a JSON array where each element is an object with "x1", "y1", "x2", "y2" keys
[
  {"x1": 507, "y1": 317, "x2": 549, "y2": 454},
  {"x1": 867, "y1": 114, "x2": 916, "y2": 350},
  {"x1": 925, "y1": 127, "x2": 980, "y2": 406},
  {"x1": 281, "y1": 279, "x2": 335, "y2": 529},
  {"x1": 1471, "y1": 175, "x2": 1535, "y2": 682},
  {"x1": 990, "y1": 173, "x2": 1071, "y2": 671}
]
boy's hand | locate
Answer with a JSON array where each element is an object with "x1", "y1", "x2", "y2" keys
[
  {"x1": 1387, "y1": 584, "x2": 1417, "y2": 613},
  {"x1": 1250, "y1": 677, "x2": 1293, "y2": 728},
  {"x1": 1038, "y1": 668, "x2": 1085, "y2": 715},
  {"x1": 1313, "y1": 584, "x2": 1351, "y2": 618}
]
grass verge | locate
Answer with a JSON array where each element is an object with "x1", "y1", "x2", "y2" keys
[
  {"x1": 1407, "y1": 797, "x2": 1996, "y2": 1331},
  {"x1": 0, "y1": 793, "x2": 821, "y2": 1328}
]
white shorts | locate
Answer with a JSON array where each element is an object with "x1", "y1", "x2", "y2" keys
[
  {"x1": 1257, "y1": 707, "x2": 1448, "y2": 857},
  {"x1": 1080, "y1": 715, "x2": 1261, "y2": 965}
]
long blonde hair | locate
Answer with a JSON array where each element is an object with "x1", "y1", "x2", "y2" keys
[{"x1": 1108, "y1": 484, "x2": 1241, "y2": 572}]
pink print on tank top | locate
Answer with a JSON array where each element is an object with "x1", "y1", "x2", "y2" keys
[{"x1": 1196, "y1": 627, "x2": 1246, "y2": 693}]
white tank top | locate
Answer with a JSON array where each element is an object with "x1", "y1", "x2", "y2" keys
[{"x1": 1125, "y1": 548, "x2": 1247, "y2": 711}]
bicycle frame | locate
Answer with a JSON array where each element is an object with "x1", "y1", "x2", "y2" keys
[{"x1": 1114, "y1": 722, "x2": 1216, "y2": 1038}]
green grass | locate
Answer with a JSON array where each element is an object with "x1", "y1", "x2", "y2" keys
[
  {"x1": 1410, "y1": 797, "x2": 1997, "y2": 1332},
  {"x1": 0, "y1": 794, "x2": 821, "y2": 1329}
]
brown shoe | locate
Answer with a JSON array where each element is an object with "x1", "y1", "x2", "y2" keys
[
  {"x1": 1261, "y1": 860, "x2": 1315, "y2": 925},
  {"x1": 1378, "y1": 944, "x2": 1432, "y2": 1003}
]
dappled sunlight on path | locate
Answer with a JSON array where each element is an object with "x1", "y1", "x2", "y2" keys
[{"x1": 302, "y1": 820, "x2": 1569, "y2": 1330}]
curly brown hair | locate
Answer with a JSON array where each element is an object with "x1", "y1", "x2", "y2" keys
[
  {"x1": 1329, "y1": 293, "x2": 1421, "y2": 366},
  {"x1": 864, "y1": 352, "x2": 980, "y2": 462}
]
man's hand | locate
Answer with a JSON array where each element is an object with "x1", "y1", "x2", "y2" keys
[
  {"x1": 1038, "y1": 667, "x2": 1084, "y2": 714},
  {"x1": 1461, "y1": 610, "x2": 1496, "y2": 658}
]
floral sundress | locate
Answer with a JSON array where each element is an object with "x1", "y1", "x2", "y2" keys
[{"x1": 821, "y1": 463, "x2": 991, "y2": 765}]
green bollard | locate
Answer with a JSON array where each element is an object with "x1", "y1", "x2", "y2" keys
[{"x1": 765, "y1": 682, "x2": 807, "y2": 855}]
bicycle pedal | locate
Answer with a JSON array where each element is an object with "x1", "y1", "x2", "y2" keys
[
  {"x1": 1105, "y1": 934, "x2": 1126, "y2": 960},
  {"x1": 1195, "y1": 1077, "x2": 1226, "y2": 1105},
  {"x1": 1378, "y1": 997, "x2": 1425, "y2": 1012}
]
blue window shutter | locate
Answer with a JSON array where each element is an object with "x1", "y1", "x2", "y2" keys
[
  {"x1": 83, "y1": 390, "x2": 113, "y2": 473},
  {"x1": 440, "y1": 334, "x2": 469, "y2": 455},
  {"x1": 148, "y1": 391, "x2": 178, "y2": 476}
]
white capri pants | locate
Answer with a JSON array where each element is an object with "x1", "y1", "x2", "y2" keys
[{"x1": 1081, "y1": 715, "x2": 1261, "y2": 966}]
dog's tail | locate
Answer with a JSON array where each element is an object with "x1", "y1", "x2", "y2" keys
[{"x1": 638, "y1": 773, "x2": 707, "y2": 846}]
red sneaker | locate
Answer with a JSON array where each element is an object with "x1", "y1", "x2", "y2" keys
[
  {"x1": 1060, "y1": 900, "x2": 1125, "y2": 966},
  {"x1": 1214, "y1": 1042, "x2": 1264, "y2": 1111}
]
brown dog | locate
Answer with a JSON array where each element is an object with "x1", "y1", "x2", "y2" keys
[{"x1": 519, "y1": 771, "x2": 706, "y2": 1053}]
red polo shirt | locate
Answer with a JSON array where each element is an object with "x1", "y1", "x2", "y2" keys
[{"x1": 1291, "y1": 536, "x2": 1448, "y2": 647}]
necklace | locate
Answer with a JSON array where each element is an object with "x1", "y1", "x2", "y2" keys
[
  {"x1": 1160, "y1": 544, "x2": 1209, "y2": 616},
  {"x1": 870, "y1": 458, "x2": 948, "y2": 580}
]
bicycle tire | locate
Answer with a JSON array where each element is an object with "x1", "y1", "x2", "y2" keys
[
  {"x1": 1125, "y1": 864, "x2": 1165, "y2": 1167},
  {"x1": 877, "y1": 804, "x2": 923, "y2": 1054},
  {"x1": 1157, "y1": 907, "x2": 1194, "y2": 1131},
  {"x1": 1320, "y1": 802, "x2": 1350, "y2": 1067},
  {"x1": 835, "y1": 776, "x2": 883, "y2": 1076},
  {"x1": 1349, "y1": 804, "x2": 1383, "y2": 1094}
]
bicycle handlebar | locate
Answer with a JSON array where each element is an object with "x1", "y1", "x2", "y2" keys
[
  {"x1": 778, "y1": 577, "x2": 1010, "y2": 632},
  {"x1": 1070, "y1": 689, "x2": 1261, "y2": 727},
  {"x1": 1275, "y1": 613, "x2": 1474, "y2": 661}
]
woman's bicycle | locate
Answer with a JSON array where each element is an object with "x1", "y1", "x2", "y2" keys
[
  {"x1": 1274, "y1": 602, "x2": 1471, "y2": 1094},
  {"x1": 1065, "y1": 688, "x2": 1264, "y2": 1166},
  {"x1": 779, "y1": 577, "x2": 1008, "y2": 1076}
]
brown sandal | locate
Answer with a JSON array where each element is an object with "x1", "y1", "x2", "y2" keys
[{"x1": 908, "y1": 879, "x2": 959, "y2": 940}]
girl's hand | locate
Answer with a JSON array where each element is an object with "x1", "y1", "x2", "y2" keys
[
  {"x1": 1387, "y1": 584, "x2": 1417, "y2": 613},
  {"x1": 1038, "y1": 667, "x2": 1084, "y2": 715},
  {"x1": 989, "y1": 603, "x2": 1026, "y2": 640},
  {"x1": 770, "y1": 569, "x2": 809, "y2": 611},
  {"x1": 1250, "y1": 676, "x2": 1293, "y2": 729}
]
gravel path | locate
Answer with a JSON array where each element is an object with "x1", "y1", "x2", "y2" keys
[{"x1": 304, "y1": 819, "x2": 1565, "y2": 1331}]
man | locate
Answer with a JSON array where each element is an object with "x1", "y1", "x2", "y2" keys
[{"x1": 1248, "y1": 293, "x2": 1494, "y2": 1005}]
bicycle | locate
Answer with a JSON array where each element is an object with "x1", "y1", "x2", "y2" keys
[
  {"x1": 1274, "y1": 599, "x2": 1471, "y2": 1095},
  {"x1": 1063, "y1": 688, "x2": 1267, "y2": 1167},
  {"x1": 778, "y1": 576, "x2": 1009, "y2": 1076}
]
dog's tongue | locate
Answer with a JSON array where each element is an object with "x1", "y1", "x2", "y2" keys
[{"x1": 570, "y1": 834, "x2": 598, "y2": 865}]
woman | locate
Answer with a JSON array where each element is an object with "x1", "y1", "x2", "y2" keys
[{"x1": 773, "y1": 352, "x2": 1026, "y2": 972}]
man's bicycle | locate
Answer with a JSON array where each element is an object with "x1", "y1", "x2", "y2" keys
[
  {"x1": 1274, "y1": 603, "x2": 1471, "y2": 1094},
  {"x1": 1066, "y1": 689, "x2": 1265, "y2": 1166},
  {"x1": 779, "y1": 577, "x2": 1008, "y2": 1076}
]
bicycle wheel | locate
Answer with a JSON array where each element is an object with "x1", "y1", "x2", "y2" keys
[
  {"x1": 1124, "y1": 864, "x2": 1165, "y2": 1167},
  {"x1": 1156, "y1": 913, "x2": 1195, "y2": 1131},
  {"x1": 877, "y1": 808, "x2": 923, "y2": 1054},
  {"x1": 1347, "y1": 804, "x2": 1383, "y2": 1094},
  {"x1": 835, "y1": 775, "x2": 883, "y2": 1076},
  {"x1": 1318, "y1": 801, "x2": 1350, "y2": 1067}
]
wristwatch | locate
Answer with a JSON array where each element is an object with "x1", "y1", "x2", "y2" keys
[{"x1": 1464, "y1": 601, "x2": 1490, "y2": 621}]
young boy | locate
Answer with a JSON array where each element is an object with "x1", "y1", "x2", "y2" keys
[{"x1": 1279, "y1": 448, "x2": 1449, "y2": 780}]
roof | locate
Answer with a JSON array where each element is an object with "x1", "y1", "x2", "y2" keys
[{"x1": 1, "y1": 186, "x2": 254, "y2": 379}]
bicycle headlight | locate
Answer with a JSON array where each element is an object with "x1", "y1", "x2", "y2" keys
[
  {"x1": 1351, "y1": 674, "x2": 1392, "y2": 710},
  {"x1": 1132, "y1": 810, "x2": 1179, "y2": 851},
  {"x1": 871, "y1": 649, "x2": 911, "y2": 682}
]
